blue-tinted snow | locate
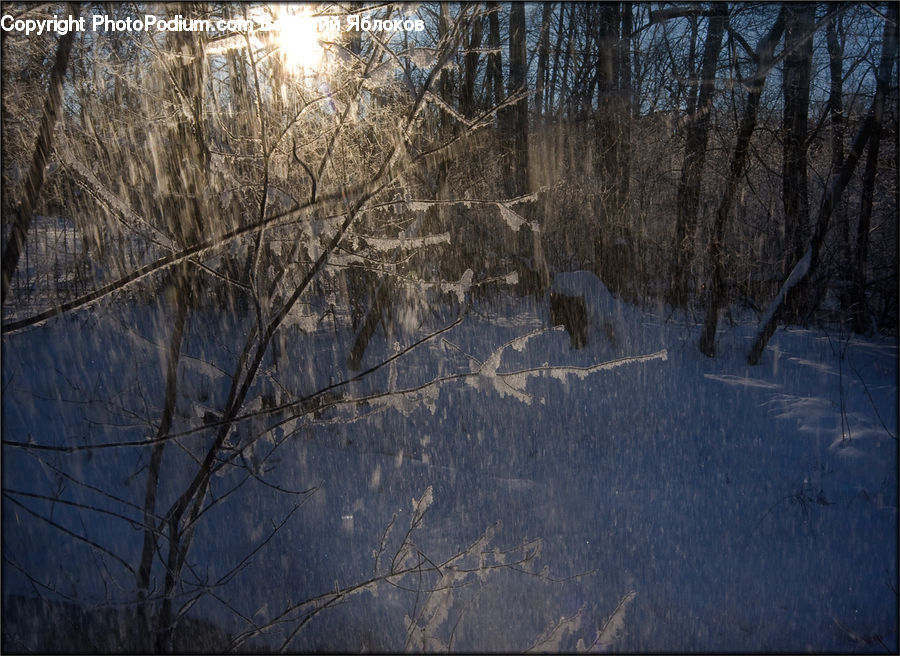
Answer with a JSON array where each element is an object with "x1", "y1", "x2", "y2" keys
[{"x1": 2, "y1": 282, "x2": 897, "y2": 652}]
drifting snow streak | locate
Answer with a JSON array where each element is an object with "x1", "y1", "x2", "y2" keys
[
  {"x1": 786, "y1": 357, "x2": 836, "y2": 375},
  {"x1": 763, "y1": 393, "x2": 835, "y2": 434},
  {"x1": 703, "y1": 373, "x2": 780, "y2": 389},
  {"x1": 57, "y1": 148, "x2": 175, "y2": 250}
]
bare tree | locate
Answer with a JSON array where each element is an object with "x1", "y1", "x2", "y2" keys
[
  {"x1": 699, "y1": 6, "x2": 785, "y2": 357},
  {"x1": 748, "y1": 2, "x2": 898, "y2": 364}
]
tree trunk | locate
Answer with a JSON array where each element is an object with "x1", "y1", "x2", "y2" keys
[
  {"x1": 347, "y1": 278, "x2": 394, "y2": 371},
  {"x1": 593, "y1": 4, "x2": 633, "y2": 289},
  {"x1": 685, "y1": 13, "x2": 699, "y2": 118},
  {"x1": 619, "y1": 3, "x2": 633, "y2": 204},
  {"x1": 594, "y1": 3, "x2": 618, "y2": 236},
  {"x1": 549, "y1": 3, "x2": 569, "y2": 118},
  {"x1": 699, "y1": 8, "x2": 785, "y2": 357},
  {"x1": 135, "y1": 264, "x2": 191, "y2": 639},
  {"x1": 852, "y1": 2, "x2": 897, "y2": 334},
  {"x1": 671, "y1": 3, "x2": 727, "y2": 307},
  {"x1": 438, "y1": 3, "x2": 455, "y2": 117},
  {"x1": 506, "y1": 1, "x2": 529, "y2": 196},
  {"x1": 487, "y1": 5, "x2": 503, "y2": 109},
  {"x1": 535, "y1": 2, "x2": 553, "y2": 121},
  {"x1": 851, "y1": 128, "x2": 879, "y2": 334},
  {"x1": 152, "y1": 7, "x2": 209, "y2": 647},
  {"x1": 461, "y1": 3, "x2": 482, "y2": 118},
  {"x1": 781, "y1": 3, "x2": 815, "y2": 287},
  {"x1": 827, "y1": 8, "x2": 851, "y2": 314},
  {"x1": 559, "y1": 4, "x2": 575, "y2": 118},
  {"x1": 1, "y1": 27, "x2": 75, "y2": 305}
]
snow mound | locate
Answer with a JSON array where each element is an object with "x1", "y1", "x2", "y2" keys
[
  {"x1": 550, "y1": 270, "x2": 624, "y2": 343},
  {"x1": 551, "y1": 270, "x2": 614, "y2": 306}
]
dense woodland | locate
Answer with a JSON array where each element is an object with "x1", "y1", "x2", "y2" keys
[
  {"x1": 2, "y1": 2, "x2": 898, "y2": 346},
  {"x1": 1, "y1": 1, "x2": 897, "y2": 651}
]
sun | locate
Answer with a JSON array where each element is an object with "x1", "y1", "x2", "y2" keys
[{"x1": 274, "y1": 9, "x2": 333, "y2": 73}]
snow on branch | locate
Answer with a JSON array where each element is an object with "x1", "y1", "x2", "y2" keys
[
  {"x1": 367, "y1": 188, "x2": 548, "y2": 214},
  {"x1": 269, "y1": 339, "x2": 668, "y2": 428},
  {"x1": 425, "y1": 88, "x2": 476, "y2": 129},
  {"x1": 519, "y1": 349, "x2": 669, "y2": 383},
  {"x1": 578, "y1": 590, "x2": 638, "y2": 652},
  {"x1": 527, "y1": 605, "x2": 585, "y2": 652},
  {"x1": 362, "y1": 232, "x2": 451, "y2": 251},
  {"x1": 223, "y1": 487, "x2": 573, "y2": 653},
  {"x1": 306, "y1": 343, "x2": 668, "y2": 421}
]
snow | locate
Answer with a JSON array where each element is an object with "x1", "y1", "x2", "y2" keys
[
  {"x1": 551, "y1": 270, "x2": 632, "y2": 350},
  {"x1": 1, "y1": 278, "x2": 897, "y2": 652}
]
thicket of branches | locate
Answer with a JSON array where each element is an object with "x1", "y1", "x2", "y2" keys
[
  {"x1": 1, "y1": 1, "x2": 897, "y2": 651},
  {"x1": 2, "y1": 3, "x2": 897, "y2": 343}
]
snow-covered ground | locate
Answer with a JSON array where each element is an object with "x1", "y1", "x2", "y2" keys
[{"x1": 2, "y1": 271, "x2": 897, "y2": 652}]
